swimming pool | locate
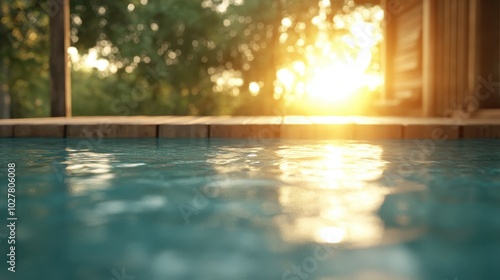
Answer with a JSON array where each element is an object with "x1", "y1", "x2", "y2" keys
[{"x1": 1, "y1": 138, "x2": 499, "y2": 280}]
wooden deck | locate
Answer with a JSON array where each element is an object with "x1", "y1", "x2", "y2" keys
[{"x1": 0, "y1": 116, "x2": 499, "y2": 139}]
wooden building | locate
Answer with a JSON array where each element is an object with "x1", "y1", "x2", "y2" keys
[{"x1": 382, "y1": 0, "x2": 500, "y2": 117}]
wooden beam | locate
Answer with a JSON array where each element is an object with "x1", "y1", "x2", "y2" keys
[
  {"x1": 49, "y1": 0, "x2": 71, "y2": 117},
  {"x1": 456, "y1": 0, "x2": 467, "y2": 106},
  {"x1": 380, "y1": 0, "x2": 391, "y2": 101},
  {"x1": 422, "y1": 0, "x2": 437, "y2": 116},
  {"x1": 0, "y1": 60, "x2": 10, "y2": 118},
  {"x1": 0, "y1": 5, "x2": 10, "y2": 118},
  {"x1": 467, "y1": 0, "x2": 478, "y2": 104}
]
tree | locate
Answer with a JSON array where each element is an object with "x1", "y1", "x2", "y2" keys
[
  {"x1": 70, "y1": 0, "x2": 355, "y2": 116},
  {"x1": 0, "y1": 0, "x2": 51, "y2": 118},
  {"x1": 1, "y1": 0, "x2": 381, "y2": 117}
]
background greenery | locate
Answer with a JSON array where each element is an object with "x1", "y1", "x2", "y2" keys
[{"x1": 0, "y1": 0, "x2": 380, "y2": 118}]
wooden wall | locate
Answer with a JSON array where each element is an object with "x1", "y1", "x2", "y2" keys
[
  {"x1": 384, "y1": 0, "x2": 485, "y2": 116},
  {"x1": 432, "y1": 0, "x2": 476, "y2": 116},
  {"x1": 477, "y1": 0, "x2": 500, "y2": 110},
  {"x1": 385, "y1": 0, "x2": 423, "y2": 105}
]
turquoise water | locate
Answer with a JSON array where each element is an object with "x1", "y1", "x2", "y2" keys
[{"x1": 1, "y1": 138, "x2": 500, "y2": 280}]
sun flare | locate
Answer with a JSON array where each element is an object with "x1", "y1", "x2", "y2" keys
[{"x1": 276, "y1": 4, "x2": 384, "y2": 110}]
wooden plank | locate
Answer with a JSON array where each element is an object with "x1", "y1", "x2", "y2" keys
[
  {"x1": 395, "y1": 29, "x2": 421, "y2": 53},
  {"x1": 463, "y1": 125, "x2": 500, "y2": 138},
  {"x1": 353, "y1": 124, "x2": 403, "y2": 139},
  {"x1": 422, "y1": 0, "x2": 437, "y2": 116},
  {"x1": 456, "y1": 0, "x2": 468, "y2": 107},
  {"x1": 314, "y1": 124, "x2": 353, "y2": 139},
  {"x1": 50, "y1": 0, "x2": 71, "y2": 117},
  {"x1": 210, "y1": 124, "x2": 281, "y2": 138},
  {"x1": 404, "y1": 125, "x2": 459, "y2": 139},
  {"x1": 389, "y1": 1, "x2": 424, "y2": 107},
  {"x1": 400, "y1": 0, "x2": 422, "y2": 10},
  {"x1": 395, "y1": 3, "x2": 423, "y2": 56},
  {"x1": 280, "y1": 124, "x2": 317, "y2": 139},
  {"x1": 392, "y1": 76, "x2": 422, "y2": 90},
  {"x1": 442, "y1": 0, "x2": 451, "y2": 115},
  {"x1": 467, "y1": 0, "x2": 478, "y2": 109},
  {"x1": 14, "y1": 125, "x2": 65, "y2": 137},
  {"x1": 159, "y1": 124, "x2": 208, "y2": 138},
  {"x1": 394, "y1": 50, "x2": 420, "y2": 72},
  {"x1": 381, "y1": 0, "x2": 395, "y2": 101},
  {"x1": 6, "y1": 116, "x2": 500, "y2": 139},
  {"x1": 397, "y1": 17, "x2": 422, "y2": 39},
  {"x1": 66, "y1": 124, "x2": 157, "y2": 138},
  {"x1": 476, "y1": 0, "x2": 500, "y2": 108},
  {"x1": 449, "y1": 0, "x2": 458, "y2": 109},
  {"x1": 397, "y1": 4, "x2": 423, "y2": 36},
  {"x1": 0, "y1": 62, "x2": 9, "y2": 118},
  {"x1": 280, "y1": 124, "x2": 353, "y2": 139},
  {"x1": 0, "y1": 125, "x2": 14, "y2": 137},
  {"x1": 435, "y1": 0, "x2": 444, "y2": 115}
]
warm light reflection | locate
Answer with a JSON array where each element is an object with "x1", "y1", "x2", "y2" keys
[
  {"x1": 68, "y1": 47, "x2": 109, "y2": 72},
  {"x1": 276, "y1": 4, "x2": 384, "y2": 109},
  {"x1": 207, "y1": 146, "x2": 265, "y2": 174},
  {"x1": 275, "y1": 143, "x2": 390, "y2": 246},
  {"x1": 62, "y1": 148, "x2": 115, "y2": 194},
  {"x1": 277, "y1": 144, "x2": 386, "y2": 189},
  {"x1": 249, "y1": 81, "x2": 261, "y2": 96},
  {"x1": 206, "y1": 142, "x2": 426, "y2": 246}
]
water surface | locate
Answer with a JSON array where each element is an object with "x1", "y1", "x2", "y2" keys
[{"x1": 0, "y1": 138, "x2": 499, "y2": 280}]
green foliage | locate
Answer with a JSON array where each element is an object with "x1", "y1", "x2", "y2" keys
[
  {"x1": 1, "y1": 0, "x2": 381, "y2": 117},
  {"x1": 1, "y1": 0, "x2": 51, "y2": 117}
]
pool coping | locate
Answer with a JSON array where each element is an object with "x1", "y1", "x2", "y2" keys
[{"x1": 0, "y1": 116, "x2": 499, "y2": 139}]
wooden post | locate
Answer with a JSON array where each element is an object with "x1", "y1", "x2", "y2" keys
[
  {"x1": 467, "y1": 0, "x2": 478, "y2": 103},
  {"x1": 0, "y1": 5, "x2": 10, "y2": 118},
  {"x1": 422, "y1": 0, "x2": 437, "y2": 116},
  {"x1": 50, "y1": 0, "x2": 71, "y2": 117},
  {"x1": 0, "y1": 60, "x2": 10, "y2": 118},
  {"x1": 380, "y1": 0, "x2": 389, "y2": 102},
  {"x1": 380, "y1": 0, "x2": 396, "y2": 103}
]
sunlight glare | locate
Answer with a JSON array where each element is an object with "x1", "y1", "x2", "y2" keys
[
  {"x1": 249, "y1": 81, "x2": 260, "y2": 96},
  {"x1": 277, "y1": 68, "x2": 295, "y2": 92},
  {"x1": 63, "y1": 148, "x2": 115, "y2": 195},
  {"x1": 277, "y1": 4, "x2": 384, "y2": 109},
  {"x1": 84, "y1": 49, "x2": 110, "y2": 72},
  {"x1": 317, "y1": 226, "x2": 345, "y2": 244},
  {"x1": 275, "y1": 143, "x2": 391, "y2": 246}
]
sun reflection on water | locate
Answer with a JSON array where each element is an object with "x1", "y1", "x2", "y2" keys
[
  {"x1": 275, "y1": 143, "x2": 391, "y2": 246},
  {"x1": 200, "y1": 142, "x2": 422, "y2": 247},
  {"x1": 277, "y1": 143, "x2": 387, "y2": 189},
  {"x1": 62, "y1": 148, "x2": 116, "y2": 194}
]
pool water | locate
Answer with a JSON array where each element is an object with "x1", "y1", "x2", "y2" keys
[{"x1": 1, "y1": 138, "x2": 500, "y2": 280}]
